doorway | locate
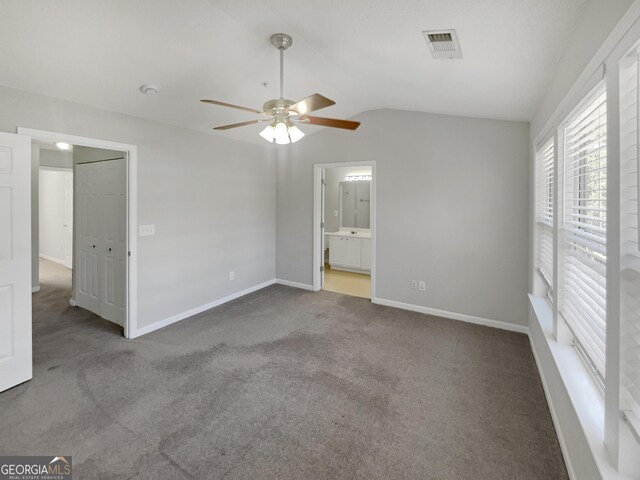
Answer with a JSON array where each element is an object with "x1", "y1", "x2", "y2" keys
[
  {"x1": 313, "y1": 162, "x2": 376, "y2": 299},
  {"x1": 20, "y1": 127, "x2": 139, "y2": 338},
  {"x1": 35, "y1": 140, "x2": 127, "y2": 330}
]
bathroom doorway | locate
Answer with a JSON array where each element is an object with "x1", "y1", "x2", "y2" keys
[{"x1": 313, "y1": 162, "x2": 376, "y2": 299}]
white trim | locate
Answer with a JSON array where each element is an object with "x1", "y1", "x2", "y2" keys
[
  {"x1": 39, "y1": 166, "x2": 73, "y2": 173},
  {"x1": 18, "y1": 127, "x2": 139, "y2": 339},
  {"x1": 31, "y1": 286, "x2": 40, "y2": 293},
  {"x1": 275, "y1": 278, "x2": 314, "y2": 290},
  {"x1": 329, "y1": 266, "x2": 370, "y2": 274},
  {"x1": 132, "y1": 279, "x2": 276, "y2": 338},
  {"x1": 313, "y1": 161, "x2": 376, "y2": 299},
  {"x1": 372, "y1": 297, "x2": 529, "y2": 334},
  {"x1": 39, "y1": 254, "x2": 67, "y2": 267}
]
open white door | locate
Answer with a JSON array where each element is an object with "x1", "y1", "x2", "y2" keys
[{"x1": 0, "y1": 132, "x2": 32, "y2": 392}]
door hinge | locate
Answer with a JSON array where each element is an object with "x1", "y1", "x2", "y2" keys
[
  {"x1": 321, "y1": 179, "x2": 326, "y2": 186},
  {"x1": 128, "y1": 251, "x2": 131, "y2": 257},
  {"x1": 320, "y1": 222, "x2": 325, "y2": 229},
  {"x1": 320, "y1": 265, "x2": 325, "y2": 272}
]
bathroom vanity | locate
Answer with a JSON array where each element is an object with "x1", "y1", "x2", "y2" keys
[{"x1": 326, "y1": 231, "x2": 371, "y2": 272}]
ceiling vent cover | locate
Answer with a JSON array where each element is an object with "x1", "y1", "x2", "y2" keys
[{"x1": 422, "y1": 29, "x2": 462, "y2": 59}]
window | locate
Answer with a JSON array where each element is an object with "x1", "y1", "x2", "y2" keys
[
  {"x1": 560, "y1": 84, "x2": 607, "y2": 386},
  {"x1": 536, "y1": 138, "x2": 554, "y2": 299},
  {"x1": 620, "y1": 50, "x2": 640, "y2": 436}
]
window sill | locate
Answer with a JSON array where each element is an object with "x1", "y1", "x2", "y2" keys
[{"x1": 528, "y1": 294, "x2": 630, "y2": 480}]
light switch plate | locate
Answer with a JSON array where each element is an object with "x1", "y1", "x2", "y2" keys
[
  {"x1": 139, "y1": 224, "x2": 155, "y2": 236},
  {"x1": 419, "y1": 281, "x2": 426, "y2": 291},
  {"x1": 334, "y1": 210, "x2": 338, "y2": 217}
]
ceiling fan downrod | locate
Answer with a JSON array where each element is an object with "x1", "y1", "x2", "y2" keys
[{"x1": 271, "y1": 33, "x2": 292, "y2": 100}]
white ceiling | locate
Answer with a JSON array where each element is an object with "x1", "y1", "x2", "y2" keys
[{"x1": 0, "y1": 0, "x2": 588, "y2": 145}]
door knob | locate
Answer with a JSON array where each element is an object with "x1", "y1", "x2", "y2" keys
[
  {"x1": 107, "y1": 248, "x2": 112, "y2": 252},
  {"x1": 92, "y1": 245, "x2": 96, "y2": 248}
]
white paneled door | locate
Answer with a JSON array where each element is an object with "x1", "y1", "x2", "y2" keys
[
  {"x1": 75, "y1": 159, "x2": 126, "y2": 327},
  {"x1": 0, "y1": 133, "x2": 32, "y2": 393},
  {"x1": 76, "y1": 162, "x2": 101, "y2": 314}
]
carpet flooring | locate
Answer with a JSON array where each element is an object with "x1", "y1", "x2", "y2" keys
[{"x1": 0, "y1": 260, "x2": 568, "y2": 479}]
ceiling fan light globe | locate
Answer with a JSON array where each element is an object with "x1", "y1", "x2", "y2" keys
[
  {"x1": 288, "y1": 125, "x2": 304, "y2": 143},
  {"x1": 259, "y1": 125, "x2": 275, "y2": 143},
  {"x1": 274, "y1": 121, "x2": 290, "y2": 145}
]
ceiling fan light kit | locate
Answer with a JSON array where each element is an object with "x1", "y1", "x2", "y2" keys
[{"x1": 200, "y1": 33, "x2": 360, "y2": 144}]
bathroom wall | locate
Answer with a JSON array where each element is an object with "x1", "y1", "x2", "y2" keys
[{"x1": 324, "y1": 166, "x2": 372, "y2": 233}]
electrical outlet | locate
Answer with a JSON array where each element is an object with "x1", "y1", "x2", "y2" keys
[
  {"x1": 139, "y1": 224, "x2": 155, "y2": 236},
  {"x1": 229, "y1": 271, "x2": 235, "y2": 281},
  {"x1": 419, "y1": 281, "x2": 426, "y2": 291},
  {"x1": 411, "y1": 280, "x2": 417, "y2": 290}
]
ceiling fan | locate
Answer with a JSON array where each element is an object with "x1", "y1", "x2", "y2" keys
[{"x1": 201, "y1": 33, "x2": 360, "y2": 144}]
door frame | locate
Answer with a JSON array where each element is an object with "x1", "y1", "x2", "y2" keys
[
  {"x1": 312, "y1": 161, "x2": 376, "y2": 298},
  {"x1": 18, "y1": 127, "x2": 138, "y2": 339}
]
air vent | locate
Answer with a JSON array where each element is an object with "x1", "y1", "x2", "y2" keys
[{"x1": 422, "y1": 29, "x2": 462, "y2": 59}]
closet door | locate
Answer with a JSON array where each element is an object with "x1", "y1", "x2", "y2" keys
[
  {"x1": 99, "y1": 159, "x2": 126, "y2": 326},
  {"x1": 75, "y1": 162, "x2": 101, "y2": 315}
]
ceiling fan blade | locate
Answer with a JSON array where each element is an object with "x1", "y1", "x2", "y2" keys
[
  {"x1": 201, "y1": 99, "x2": 264, "y2": 114},
  {"x1": 298, "y1": 116, "x2": 361, "y2": 130},
  {"x1": 287, "y1": 94, "x2": 336, "y2": 115},
  {"x1": 213, "y1": 119, "x2": 265, "y2": 130}
]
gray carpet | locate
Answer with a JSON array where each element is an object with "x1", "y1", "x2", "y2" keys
[{"x1": 0, "y1": 260, "x2": 568, "y2": 479}]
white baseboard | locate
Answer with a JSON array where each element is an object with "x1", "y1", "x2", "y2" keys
[
  {"x1": 372, "y1": 297, "x2": 529, "y2": 334},
  {"x1": 132, "y1": 279, "x2": 277, "y2": 338},
  {"x1": 39, "y1": 254, "x2": 66, "y2": 266},
  {"x1": 31, "y1": 285, "x2": 40, "y2": 293},
  {"x1": 275, "y1": 279, "x2": 315, "y2": 291}
]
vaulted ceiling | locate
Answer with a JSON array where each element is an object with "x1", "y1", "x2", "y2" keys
[{"x1": 0, "y1": 0, "x2": 588, "y2": 144}]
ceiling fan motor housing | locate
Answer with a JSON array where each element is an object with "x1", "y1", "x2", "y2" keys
[{"x1": 263, "y1": 98, "x2": 294, "y2": 115}]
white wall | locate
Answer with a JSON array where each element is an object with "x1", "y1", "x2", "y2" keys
[
  {"x1": 2, "y1": 85, "x2": 276, "y2": 330},
  {"x1": 324, "y1": 166, "x2": 372, "y2": 233},
  {"x1": 277, "y1": 109, "x2": 530, "y2": 327},
  {"x1": 39, "y1": 169, "x2": 70, "y2": 264}
]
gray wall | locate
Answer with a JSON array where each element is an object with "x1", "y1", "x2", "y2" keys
[
  {"x1": 2, "y1": 85, "x2": 276, "y2": 329},
  {"x1": 277, "y1": 109, "x2": 530, "y2": 326},
  {"x1": 39, "y1": 149, "x2": 73, "y2": 168},
  {"x1": 73, "y1": 145, "x2": 124, "y2": 164}
]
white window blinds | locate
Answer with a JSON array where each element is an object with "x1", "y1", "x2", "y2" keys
[
  {"x1": 560, "y1": 84, "x2": 607, "y2": 383},
  {"x1": 536, "y1": 138, "x2": 554, "y2": 295},
  {"x1": 620, "y1": 52, "x2": 640, "y2": 436}
]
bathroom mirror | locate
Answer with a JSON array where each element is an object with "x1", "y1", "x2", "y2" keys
[{"x1": 340, "y1": 181, "x2": 370, "y2": 229}]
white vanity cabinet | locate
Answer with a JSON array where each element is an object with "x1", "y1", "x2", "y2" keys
[{"x1": 328, "y1": 234, "x2": 371, "y2": 272}]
